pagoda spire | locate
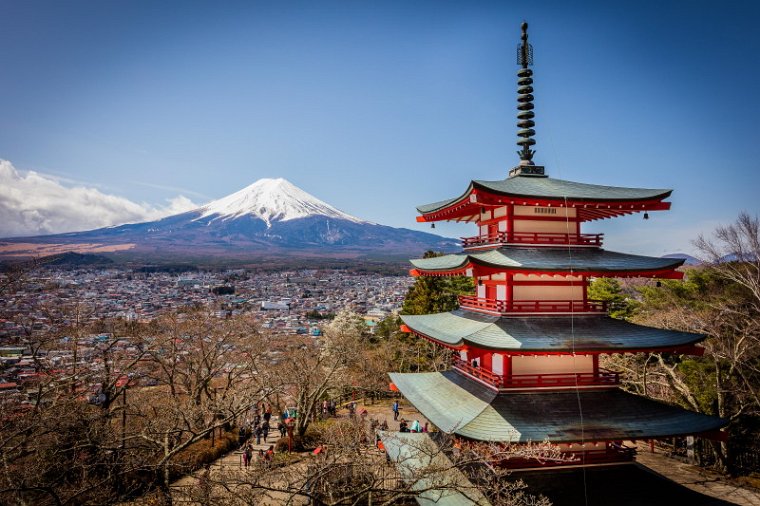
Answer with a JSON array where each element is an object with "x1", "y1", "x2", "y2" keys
[{"x1": 516, "y1": 21, "x2": 536, "y2": 165}]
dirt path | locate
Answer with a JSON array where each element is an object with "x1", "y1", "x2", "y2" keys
[{"x1": 159, "y1": 399, "x2": 411, "y2": 505}]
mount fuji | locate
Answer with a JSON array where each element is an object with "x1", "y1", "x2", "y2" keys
[{"x1": 0, "y1": 178, "x2": 458, "y2": 261}]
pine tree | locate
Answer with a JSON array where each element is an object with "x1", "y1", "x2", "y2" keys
[{"x1": 401, "y1": 251, "x2": 473, "y2": 315}]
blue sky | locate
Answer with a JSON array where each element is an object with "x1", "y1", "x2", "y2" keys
[{"x1": 1, "y1": 0, "x2": 758, "y2": 254}]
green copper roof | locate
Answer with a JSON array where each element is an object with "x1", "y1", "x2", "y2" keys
[
  {"x1": 389, "y1": 371, "x2": 726, "y2": 443},
  {"x1": 379, "y1": 431, "x2": 491, "y2": 506},
  {"x1": 417, "y1": 175, "x2": 672, "y2": 214},
  {"x1": 400, "y1": 311, "x2": 705, "y2": 352},
  {"x1": 410, "y1": 247, "x2": 684, "y2": 273}
]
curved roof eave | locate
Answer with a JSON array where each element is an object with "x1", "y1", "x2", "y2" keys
[
  {"x1": 400, "y1": 311, "x2": 707, "y2": 352},
  {"x1": 416, "y1": 176, "x2": 673, "y2": 215},
  {"x1": 416, "y1": 182, "x2": 476, "y2": 215},
  {"x1": 471, "y1": 177, "x2": 673, "y2": 202},
  {"x1": 390, "y1": 370, "x2": 727, "y2": 444},
  {"x1": 409, "y1": 248, "x2": 685, "y2": 274}
]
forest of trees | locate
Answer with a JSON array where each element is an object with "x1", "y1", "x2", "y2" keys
[
  {"x1": 594, "y1": 212, "x2": 760, "y2": 473},
  {"x1": 0, "y1": 213, "x2": 758, "y2": 504}
]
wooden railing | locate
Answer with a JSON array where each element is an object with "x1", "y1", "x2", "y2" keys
[
  {"x1": 452, "y1": 356, "x2": 621, "y2": 389},
  {"x1": 461, "y1": 232, "x2": 603, "y2": 249},
  {"x1": 451, "y1": 356, "x2": 502, "y2": 389},
  {"x1": 503, "y1": 369, "x2": 621, "y2": 388},
  {"x1": 458, "y1": 296, "x2": 607, "y2": 315}
]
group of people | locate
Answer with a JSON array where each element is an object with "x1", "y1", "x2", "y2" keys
[
  {"x1": 241, "y1": 443, "x2": 275, "y2": 468},
  {"x1": 398, "y1": 418, "x2": 427, "y2": 433},
  {"x1": 393, "y1": 400, "x2": 428, "y2": 433},
  {"x1": 239, "y1": 403, "x2": 279, "y2": 445},
  {"x1": 237, "y1": 402, "x2": 286, "y2": 468},
  {"x1": 320, "y1": 399, "x2": 337, "y2": 417}
]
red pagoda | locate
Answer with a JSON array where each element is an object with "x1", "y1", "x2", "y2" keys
[{"x1": 390, "y1": 22, "x2": 726, "y2": 469}]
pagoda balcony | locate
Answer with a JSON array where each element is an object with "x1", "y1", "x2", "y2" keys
[
  {"x1": 458, "y1": 296, "x2": 608, "y2": 315},
  {"x1": 503, "y1": 369, "x2": 622, "y2": 389},
  {"x1": 461, "y1": 231, "x2": 603, "y2": 249},
  {"x1": 452, "y1": 356, "x2": 621, "y2": 390}
]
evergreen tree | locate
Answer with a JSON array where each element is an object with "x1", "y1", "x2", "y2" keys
[
  {"x1": 401, "y1": 251, "x2": 473, "y2": 315},
  {"x1": 587, "y1": 277, "x2": 639, "y2": 320}
]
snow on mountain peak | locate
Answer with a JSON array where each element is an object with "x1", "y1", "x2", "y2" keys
[{"x1": 198, "y1": 178, "x2": 367, "y2": 226}]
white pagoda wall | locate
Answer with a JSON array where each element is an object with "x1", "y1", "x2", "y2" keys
[
  {"x1": 511, "y1": 355, "x2": 593, "y2": 375},
  {"x1": 492, "y1": 354, "x2": 505, "y2": 375},
  {"x1": 513, "y1": 219, "x2": 575, "y2": 234},
  {"x1": 509, "y1": 205, "x2": 577, "y2": 234},
  {"x1": 513, "y1": 205, "x2": 577, "y2": 218},
  {"x1": 511, "y1": 274, "x2": 585, "y2": 302},
  {"x1": 512, "y1": 284, "x2": 584, "y2": 301}
]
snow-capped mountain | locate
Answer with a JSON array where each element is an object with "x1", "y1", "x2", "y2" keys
[
  {"x1": 1, "y1": 178, "x2": 458, "y2": 261},
  {"x1": 198, "y1": 178, "x2": 367, "y2": 226}
]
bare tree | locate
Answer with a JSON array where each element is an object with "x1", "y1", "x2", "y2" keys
[
  {"x1": 186, "y1": 416, "x2": 556, "y2": 506},
  {"x1": 129, "y1": 310, "x2": 270, "y2": 504},
  {"x1": 611, "y1": 212, "x2": 760, "y2": 472}
]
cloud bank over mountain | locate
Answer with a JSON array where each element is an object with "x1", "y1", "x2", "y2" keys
[{"x1": 0, "y1": 159, "x2": 198, "y2": 237}]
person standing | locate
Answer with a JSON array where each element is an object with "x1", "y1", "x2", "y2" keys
[
  {"x1": 265, "y1": 445, "x2": 274, "y2": 467},
  {"x1": 392, "y1": 400, "x2": 399, "y2": 421},
  {"x1": 243, "y1": 443, "x2": 252, "y2": 468}
]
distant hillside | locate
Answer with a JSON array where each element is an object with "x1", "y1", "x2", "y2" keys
[
  {"x1": 41, "y1": 252, "x2": 115, "y2": 267},
  {"x1": 662, "y1": 253, "x2": 700, "y2": 266}
]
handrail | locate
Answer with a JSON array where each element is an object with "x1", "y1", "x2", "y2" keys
[
  {"x1": 451, "y1": 356, "x2": 621, "y2": 389},
  {"x1": 451, "y1": 356, "x2": 502, "y2": 388},
  {"x1": 504, "y1": 370, "x2": 620, "y2": 388},
  {"x1": 458, "y1": 296, "x2": 607, "y2": 315},
  {"x1": 462, "y1": 231, "x2": 603, "y2": 248}
]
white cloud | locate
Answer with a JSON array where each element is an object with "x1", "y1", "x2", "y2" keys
[{"x1": 0, "y1": 159, "x2": 200, "y2": 238}]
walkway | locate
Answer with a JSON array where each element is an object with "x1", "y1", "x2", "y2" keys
[
  {"x1": 127, "y1": 398, "x2": 760, "y2": 506},
  {"x1": 128, "y1": 399, "x2": 414, "y2": 505},
  {"x1": 634, "y1": 445, "x2": 760, "y2": 506},
  {"x1": 169, "y1": 424, "x2": 289, "y2": 505}
]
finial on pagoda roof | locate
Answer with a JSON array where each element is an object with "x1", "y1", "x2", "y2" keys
[{"x1": 510, "y1": 21, "x2": 545, "y2": 178}]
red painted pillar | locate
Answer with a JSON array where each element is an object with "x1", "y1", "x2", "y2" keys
[{"x1": 482, "y1": 352, "x2": 493, "y2": 371}]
